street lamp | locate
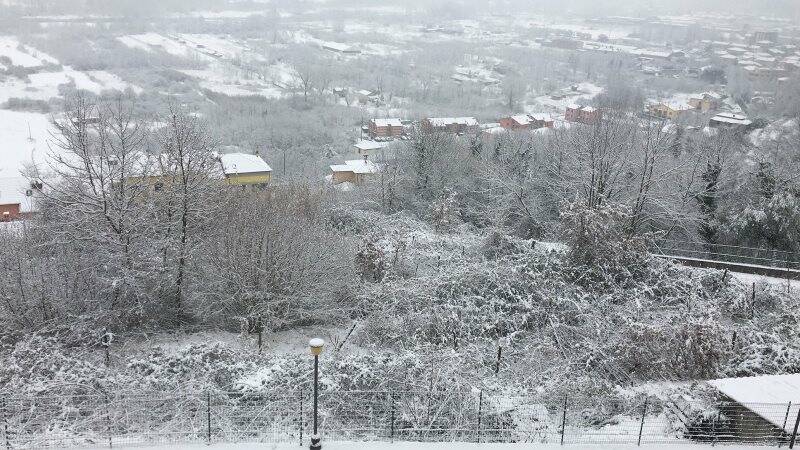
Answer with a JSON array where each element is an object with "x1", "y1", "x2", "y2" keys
[{"x1": 309, "y1": 338, "x2": 324, "y2": 450}]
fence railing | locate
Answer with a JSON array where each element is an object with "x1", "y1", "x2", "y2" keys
[
  {"x1": 651, "y1": 239, "x2": 800, "y2": 272},
  {"x1": 2, "y1": 390, "x2": 800, "y2": 449}
]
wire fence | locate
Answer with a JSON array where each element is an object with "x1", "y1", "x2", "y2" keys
[
  {"x1": 651, "y1": 239, "x2": 800, "y2": 273},
  {"x1": 2, "y1": 390, "x2": 800, "y2": 449}
]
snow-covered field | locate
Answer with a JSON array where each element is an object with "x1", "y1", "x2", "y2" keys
[
  {"x1": 0, "y1": 35, "x2": 58, "y2": 67},
  {"x1": 0, "y1": 109, "x2": 54, "y2": 176},
  {"x1": 0, "y1": 67, "x2": 140, "y2": 104},
  {"x1": 529, "y1": 82, "x2": 604, "y2": 114}
]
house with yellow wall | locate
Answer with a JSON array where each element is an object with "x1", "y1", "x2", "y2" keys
[
  {"x1": 329, "y1": 157, "x2": 380, "y2": 185},
  {"x1": 219, "y1": 153, "x2": 272, "y2": 186},
  {"x1": 647, "y1": 101, "x2": 693, "y2": 120}
]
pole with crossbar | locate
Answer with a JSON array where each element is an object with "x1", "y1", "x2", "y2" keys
[
  {"x1": 560, "y1": 395, "x2": 568, "y2": 446},
  {"x1": 637, "y1": 398, "x2": 648, "y2": 446},
  {"x1": 789, "y1": 408, "x2": 800, "y2": 449},
  {"x1": 2, "y1": 397, "x2": 10, "y2": 450}
]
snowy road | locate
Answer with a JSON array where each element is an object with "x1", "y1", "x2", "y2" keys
[{"x1": 111, "y1": 442, "x2": 778, "y2": 450}]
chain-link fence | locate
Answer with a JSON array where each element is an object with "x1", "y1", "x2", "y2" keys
[
  {"x1": 650, "y1": 239, "x2": 800, "y2": 273},
  {"x1": 1, "y1": 390, "x2": 799, "y2": 449}
]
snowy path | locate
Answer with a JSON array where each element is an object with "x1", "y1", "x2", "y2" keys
[{"x1": 111, "y1": 443, "x2": 776, "y2": 450}]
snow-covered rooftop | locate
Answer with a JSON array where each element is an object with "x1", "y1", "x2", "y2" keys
[
  {"x1": 708, "y1": 374, "x2": 800, "y2": 432},
  {"x1": 219, "y1": 153, "x2": 272, "y2": 175},
  {"x1": 371, "y1": 118, "x2": 402, "y2": 128},
  {"x1": 354, "y1": 140, "x2": 392, "y2": 151},
  {"x1": 511, "y1": 114, "x2": 532, "y2": 125},
  {"x1": 330, "y1": 159, "x2": 380, "y2": 175},
  {"x1": 426, "y1": 117, "x2": 478, "y2": 127},
  {"x1": 711, "y1": 113, "x2": 752, "y2": 126}
]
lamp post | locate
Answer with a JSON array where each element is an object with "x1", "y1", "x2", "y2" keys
[{"x1": 309, "y1": 338, "x2": 324, "y2": 450}]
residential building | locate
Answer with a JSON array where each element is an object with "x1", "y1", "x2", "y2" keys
[
  {"x1": 499, "y1": 114, "x2": 534, "y2": 130},
  {"x1": 647, "y1": 102, "x2": 694, "y2": 120},
  {"x1": 498, "y1": 113, "x2": 554, "y2": 131},
  {"x1": 709, "y1": 112, "x2": 753, "y2": 129},
  {"x1": 0, "y1": 176, "x2": 39, "y2": 222},
  {"x1": 219, "y1": 153, "x2": 272, "y2": 186},
  {"x1": 368, "y1": 118, "x2": 404, "y2": 139},
  {"x1": 353, "y1": 140, "x2": 396, "y2": 159},
  {"x1": 688, "y1": 93, "x2": 723, "y2": 112},
  {"x1": 530, "y1": 113, "x2": 555, "y2": 129},
  {"x1": 422, "y1": 117, "x2": 479, "y2": 134},
  {"x1": 329, "y1": 156, "x2": 380, "y2": 185},
  {"x1": 565, "y1": 105, "x2": 601, "y2": 125}
]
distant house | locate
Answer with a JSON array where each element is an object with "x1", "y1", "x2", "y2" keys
[
  {"x1": 329, "y1": 156, "x2": 380, "y2": 185},
  {"x1": 499, "y1": 113, "x2": 554, "y2": 130},
  {"x1": 565, "y1": 105, "x2": 601, "y2": 125},
  {"x1": 530, "y1": 113, "x2": 555, "y2": 129},
  {"x1": 353, "y1": 140, "x2": 396, "y2": 158},
  {"x1": 647, "y1": 102, "x2": 694, "y2": 120},
  {"x1": 354, "y1": 89, "x2": 380, "y2": 104},
  {"x1": 709, "y1": 112, "x2": 753, "y2": 129},
  {"x1": 322, "y1": 42, "x2": 361, "y2": 54},
  {"x1": 422, "y1": 117, "x2": 479, "y2": 134},
  {"x1": 368, "y1": 118, "x2": 404, "y2": 139},
  {"x1": 499, "y1": 114, "x2": 534, "y2": 130},
  {"x1": 219, "y1": 153, "x2": 272, "y2": 186},
  {"x1": 689, "y1": 92, "x2": 724, "y2": 112},
  {"x1": 0, "y1": 176, "x2": 40, "y2": 222}
]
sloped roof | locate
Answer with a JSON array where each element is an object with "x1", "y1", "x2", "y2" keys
[
  {"x1": 371, "y1": 118, "x2": 402, "y2": 127},
  {"x1": 708, "y1": 374, "x2": 800, "y2": 432},
  {"x1": 219, "y1": 153, "x2": 272, "y2": 175},
  {"x1": 426, "y1": 117, "x2": 478, "y2": 127},
  {"x1": 330, "y1": 159, "x2": 380, "y2": 175}
]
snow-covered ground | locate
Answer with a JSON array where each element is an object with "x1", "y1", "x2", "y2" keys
[
  {"x1": 529, "y1": 82, "x2": 604, "y2": 114},
  {"x1": 0, "y1": 67, "x2": 140, "y2": 104},
  {"x1": 111, "y1": 442, "x2": 775, "y2": 450},
  {"x1": 0, "y1": 35, "x2": 58, "y2": 67},
  {"x1": 117, "y1": 33, "x2": 211, "y2": 61},
  {"x1": 0, "y1": 109, "x2": 54, "y2": 176}
]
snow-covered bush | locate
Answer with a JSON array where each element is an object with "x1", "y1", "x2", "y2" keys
[
  {"x1": 560, "y1": 202, "x2": 654, "y2": 287},
  {"x1": 725, "y1": 342, "x2": 800, "y2": 377},
  {"x1": 126, "y1": 344, "x2": 258, "y2": 390}
]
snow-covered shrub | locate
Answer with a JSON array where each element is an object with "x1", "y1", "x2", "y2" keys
[
  {"x1": 560, "y1": 202, "x2": 654, "y2": 287},
  {"x1": 0, "y1": 335, "x2": 108, "y2": 396},
  {"x1": 482, "y1": 230, "x2": 527, "y2": 260},
  {"x1": 430, "y1": 189, "x2": 462, "y2": 232},
  {"x1": 602, "y1": 318, "x2": 727, "y2": 380},
  {"x1": 724, "y1": 342, "x2": 800, "y2": 377},
  {"x1": 356, "y1": 238, "x2": 388, "y2": 282},
  {"x1": 127, "y1": 344, "x2": 257, "y2": 390}
]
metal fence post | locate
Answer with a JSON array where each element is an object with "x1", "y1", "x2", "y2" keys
[
  {"x1": 789, "y1": 407, "x2": 800, "y2": 449},
  {"x1": 476, "y1": 391, "x2": 483, "y2": 444},
  {"x1": 206, "y1": 391, "x2": 211, "y2": 445},
  {"x1": 637, "y1": 398, "x2": 648, "y2": 446},
  {"x1": 299, "y1": 391, "x2": 304, "y2": 447},
  {"x1": 105, "y1": 394, "x2": 112, "y2": 448},
  {"x1": 389, "y1": 392, "x2": 395, "y2": 443},
  {"x1": 780, "y1": 402, "x2": 792, "y2": 448},
  {"x1": 560, "y1": 395, "x2": 568, "y2": 446},
  {"x1": 2, "y1": 396, "x2": 10, "y2": 450}
]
